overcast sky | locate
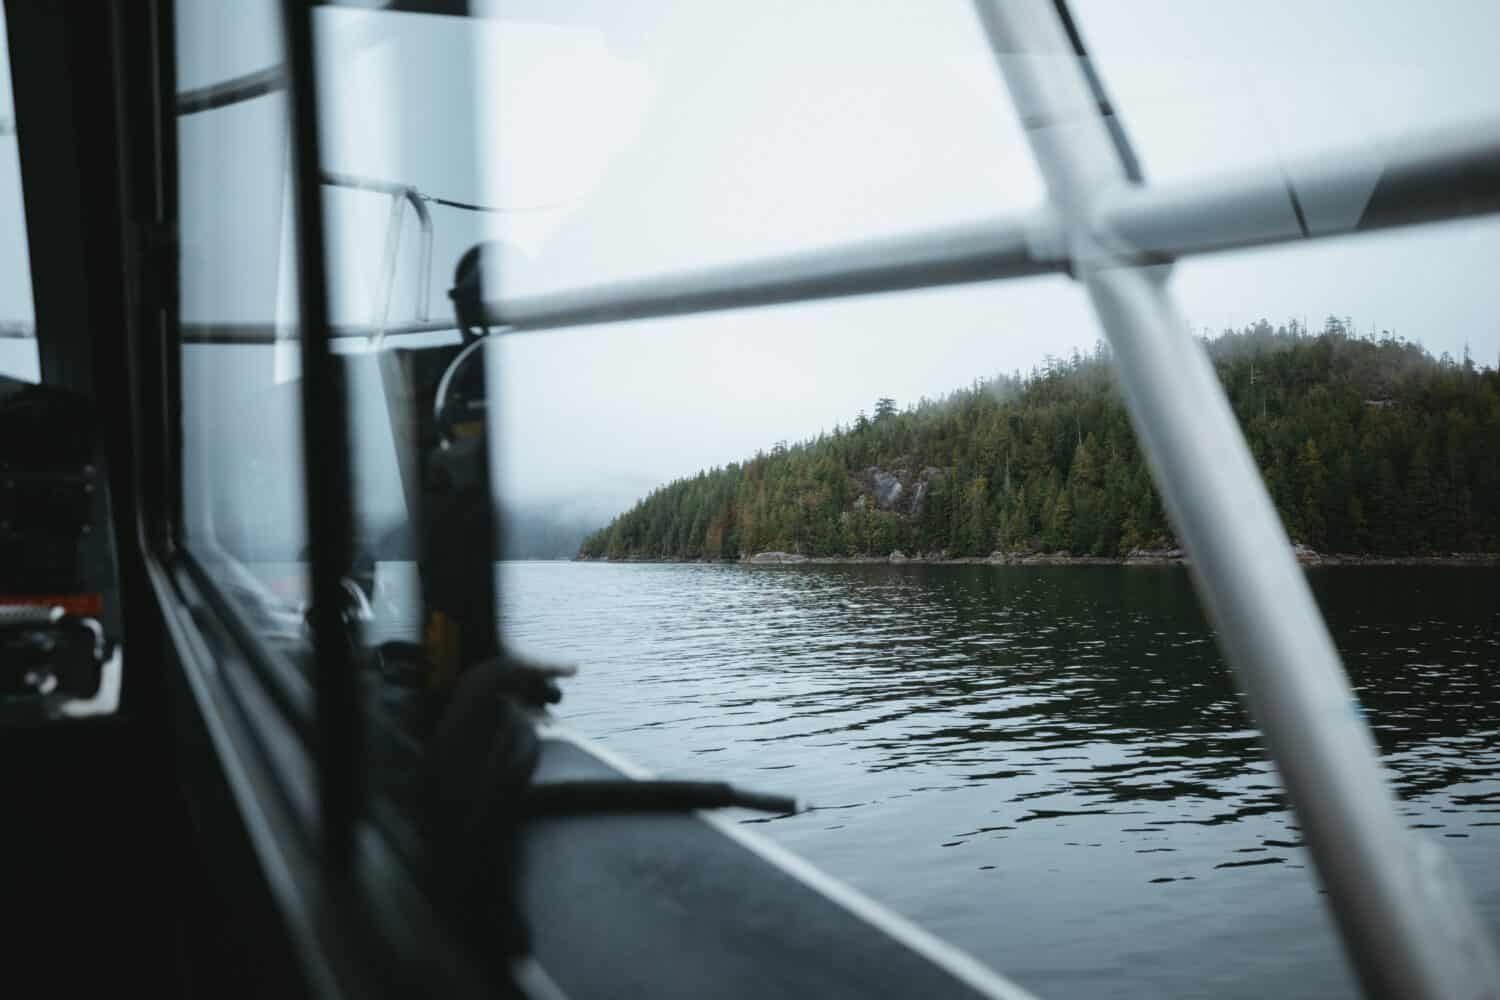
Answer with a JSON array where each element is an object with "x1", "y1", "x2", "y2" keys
[
  {"x1": 473, "y1": 0, "x2": 1500, "y2": 513},
  {"x1": 4, "y1": 1, "x2": 1499, "y2": 525}
]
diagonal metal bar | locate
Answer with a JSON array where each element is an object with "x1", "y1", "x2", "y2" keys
[{"x1": 971, "y1": 2, "x2": 1500, "y2": 999}]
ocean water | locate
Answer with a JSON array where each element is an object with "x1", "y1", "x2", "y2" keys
[{"x1": 484, "y1": 561, "x2": 1500, "y2": 1000}]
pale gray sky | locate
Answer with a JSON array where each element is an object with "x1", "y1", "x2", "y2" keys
[
  {"x1": 3, "y1": 1, "x2": 1499, "y2": 528},
  {"x1": 467, "y1": 0, "x2": 1500, "y2": 511}
]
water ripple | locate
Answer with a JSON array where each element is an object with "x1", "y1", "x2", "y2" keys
[{"x1": 384, "y1": 561, "x2": 1499, "y2": 1000}]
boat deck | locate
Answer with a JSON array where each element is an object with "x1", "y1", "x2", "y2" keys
[{"x1": 520, "y1": 733, "x2": 1027, "y2": 1000}]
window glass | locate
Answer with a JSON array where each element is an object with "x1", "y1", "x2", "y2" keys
[
  {"x1": 476, "y1": 11, "x2": 1500, "y2": 1000},
  {"x1": 0, "y1": 8, "x2": 38, "y2": 383},
  {"x1": 312, "y1": 7, "x2": 495, "y2": 840},
  {"x1": 272, "y1": 5, "x2": 1500, "y2": 996},
  {"x1": 1172, "y1": 216, "x2": 1500, "y2": 357},
  {"x1": 470, "y1": 0, "x2": 1044, "y2": 294},
  {"x1": 176, "y1": 0, "x2": 312, "y2": 669},
  {"x1": 304, "y1": 2, "x2": 1068, "y2": 851},
  {"x1": 492, "y1": 210, "x2": 1500, "y2": 1000},
  {"x1": 1165, "y1": 217, "x2": 1500, "y2": 558},
  {"x1": 1071, "y1": 0, "x2": 1500, "y2": 185}
]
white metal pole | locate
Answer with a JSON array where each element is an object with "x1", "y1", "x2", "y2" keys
[{"x1": 972, "y1": 2, "x2": 1500, "y2": 997}]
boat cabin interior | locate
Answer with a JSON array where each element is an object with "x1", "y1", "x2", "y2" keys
[
  {"x1": 2, "y1": 2, "x2": 1497, "y2": 999},
  {"x1": 2, "y1": 3, "x2": 1031, "y2": 997}
]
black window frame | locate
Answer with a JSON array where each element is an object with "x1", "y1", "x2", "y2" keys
[{"x1": 118, "y1": 1, "x2": 504, "y2": 994}]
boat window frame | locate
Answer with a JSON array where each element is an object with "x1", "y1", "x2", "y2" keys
[
  {"x1": 166, "y1": 0, "x2": 322, "y2": 800},
  {"x1": 136, "y1": 2, "x2": 499, "y2": 994}
]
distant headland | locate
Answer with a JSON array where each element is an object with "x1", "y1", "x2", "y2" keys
[{"x1": 579, "y1": 321, "x2": 1500, "y2": 565}]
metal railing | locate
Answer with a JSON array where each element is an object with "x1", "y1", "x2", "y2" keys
[
  {"x1": 136, "y1": 114, "x2": 1500, "y2": 344},
  {"x1": 4, "y1": 62, "x2": 1493, "y2": 347}
]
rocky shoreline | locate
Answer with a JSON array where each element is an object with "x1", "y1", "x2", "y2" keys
[{"x1": 576, "y1": 548, "x2": 1500, "y2": 568}]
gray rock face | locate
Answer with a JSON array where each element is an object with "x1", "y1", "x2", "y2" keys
[
  {"x1": 851, "y1": 463, "x2": 945, "y2": 516},
  {"x1": 871, "y1": 470, "x2": 904, "y2": 508},
  {"x1": 1125, "y1": 546, "x2": 1184, "y2": 560},
  {"x1": 750, "y1": 551, "x2": 807, "y2": 564},
  {"x1": 889, "y1": 549, "x2": 907, "y2": 563}
]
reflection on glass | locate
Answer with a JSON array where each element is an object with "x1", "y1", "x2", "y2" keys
[
  {"x1": 313, "y1": 8, "x2": 498, "y2": 863},
  {"x1": 0, "y1": 7, "x2": 38, "y2": 383},
  {"x1": 467, "y1": 0, "x2": 1044, "y2": 293},
  {"x1": 306, "y1": 4, "x2": 1067, "y2": 851},
  {"x1": 176, "y1": 0, "x2": 312, "y2": 666},
  {"x1": 188, "y1": 3, "x2": 1500, "y2": 994}
]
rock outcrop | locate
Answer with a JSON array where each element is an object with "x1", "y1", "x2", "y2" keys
[
  {"x1": 849, "y1": 463, "x2": 944, "y2": 517},
  {"x1": 748, "y1": 551, "x2": 808, "y2": 564},
  {"x1": 1125, "y1": 546, "x2": 1185, "y2": 562},
  {"x1": 871, "y1": 469, "x2": 903, "y2": 508}
]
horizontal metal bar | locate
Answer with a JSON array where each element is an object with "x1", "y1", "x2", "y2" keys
[
  {"x1": 176, "y1": 65, "x2": 287, "y2": 116},
  {"x1": 1099, "y1": 118, "x2": 1500, "y2": 260},
  {"x1": 159, "y1": 213, "x2": 1056, "y2": 343},
  {"x1": 484, "y1": 214, "x2": 1058, "y2": 332},
  {"x1": 175, "y1": 319, "x2": 461, "y2": 345},
  {"x1": 466, "y1": 118, "x2": 1498, "y2": 334},
  {"x1": 324, "y1": 173, "x2": 600, "y2": 215},
  {"x1": 107, "y1": 56, "x2": 1500, "y2": 347},
  {"x1": 11, "y1": 119, "x2": 1493, "y2": 348},
  {"x1": 332, "y1": 0, "x2": 469, "y2": 14},
  {"x1": 321, "y1": 169, "x2": 412, "y2": 200}
]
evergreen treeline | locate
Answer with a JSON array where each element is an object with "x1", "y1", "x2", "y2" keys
[{"x1": 578, "y1": 320, "x2": 1500, "y2": 561}]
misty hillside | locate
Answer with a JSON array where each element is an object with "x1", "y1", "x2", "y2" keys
[
  {"x1": 365, "y1": 502, "x2": 611, "y2": 561},
  {"x1": 580, "y1": 319, "x2": 1500, "y2": 561},
  {"x1": 501, "y1": 505, "x2": 617, "y2": 560}
]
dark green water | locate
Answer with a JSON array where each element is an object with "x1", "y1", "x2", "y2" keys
[{"x1": 496, "y1": 562, "x2": 1499, "y2": 999}]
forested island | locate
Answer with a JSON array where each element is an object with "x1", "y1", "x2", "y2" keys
[{"x1": 578, "y1": 320, "x2": 1500, "y2": 563}]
